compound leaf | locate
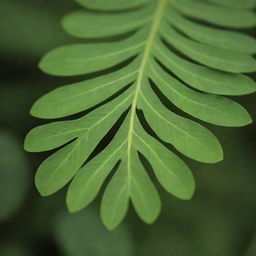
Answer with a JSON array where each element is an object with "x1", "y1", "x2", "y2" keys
[{"x1": 25, "y1": 0, "x2": 256, "y2": 229}]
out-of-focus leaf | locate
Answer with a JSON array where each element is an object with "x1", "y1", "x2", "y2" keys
[
  {"x1": 0, "y1": 243, "x2": 32, "y2": 256},
  {"x1": 0, "y1": 84, "x2": 41, "y2": 127},
  {"x1": 55, "y1": 209, "x2": 134, "y2": 256},
  {"x1": 137, "y1": 227, "x2": 201, "y2": 256},
  {"x1": 0, "y1": 0, "x2": 74, "y2": 60},
  {"x1": 0, "y1": 131, "x2": 30, "y2": 220},
  {"x1": 244, "y1": 231, "x2": 256, "y2": 256}
]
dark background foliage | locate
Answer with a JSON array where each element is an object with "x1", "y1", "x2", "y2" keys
[{"x1": 0, "y1": 0, "x2": 256, "y2": 255}]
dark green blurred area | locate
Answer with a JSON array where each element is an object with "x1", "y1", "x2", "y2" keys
[{"x1": 0, "y1": 0, "x2": 256, "y2": 255}]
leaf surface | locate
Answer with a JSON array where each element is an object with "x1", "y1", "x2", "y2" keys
[{"x1": 25, "y1": 0, "x2": 256, "y2": 228}]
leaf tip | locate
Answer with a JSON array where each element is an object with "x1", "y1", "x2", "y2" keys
[
  {"x1": 36, "y1": 187, "x2": 50, "y2": 197},
  {"x1": 66, "y1": 195, "x2": 83, "y2": 214},
  {"x1": 137, "y1": 203, "x2": 161, "y2": 225},
  {"x1": 66, "y1": 205, "x2": 79, "y2": 214},
  {"x1": 101, "y1": 216, "x2": 120, "y2": 231},
  {"x1": 38, "y1": 56, "x2": 47, "y2": 74},
  {"x1": 29, "y1": 99, "x2": 49, "y2": 119},
  {"x1": 104, "y1": 223, "x2": 118, "y2": 231},
  {"x1": 180, "y1": 184, "x2": 196, "y2": 201},
  {"x1": 29, "y1": 101, "x2": 43, "y2": 119},
  {"x1": 100, "y1": 204, "x2": 126, "y2": 231},
  {"x1": 216, "y1": 150, "x2": 224, "y2": 163},
  {"x1": 210, "y1": 138, "x2": 224, "y2": 164},
  {"x1": 242, "y1": 112, "x2": 253, "y2": 126},
  {"x1": 23, "y1": 135, "x2": 32, "y2": 153},
  {"x1": 35, "y1": 174, "x2": 52, "y2": 197}
]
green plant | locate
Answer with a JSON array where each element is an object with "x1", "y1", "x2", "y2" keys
[{"x1": 24, "y1": 0, "x2": 256, "y2": 229}]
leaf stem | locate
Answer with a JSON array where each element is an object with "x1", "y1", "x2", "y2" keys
[{"x1": 126, "y1": 0, "x2": 167, "y2": 181}]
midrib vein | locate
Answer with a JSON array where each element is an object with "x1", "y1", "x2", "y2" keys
[{"x1": 127, "y1": 0, "x2": 166, "y2": 181}]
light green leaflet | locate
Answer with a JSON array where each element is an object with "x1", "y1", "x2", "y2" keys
[{"x1": 25, "y1": 0, "x2": 256, "y2": 229}]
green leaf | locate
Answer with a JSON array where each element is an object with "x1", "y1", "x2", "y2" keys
[
  {"x1": 134, "y1": 121, "x2": 195, "y2": 200},
  {"x1": 25, "y1": 0, "x2": 256, "y2": 228},
  {"x1": 160, "y1": 22, "x2": 256, "y2": 73},
  {"x1": 25, "y1": 86, "x2": 134, "y2": 152},
  {"x1": 35, "y1": 137, "x2": 88, "y2": 196},
  {"x1": 153, "y1": 40, "x2": 256, "y2": 95},
  {"x1": 169, "y1": 0, "x2": 256, "y2": 28},
  {"x1": 148, "y1": 59, "x2": 252, "y2": 127},
  {"x1": 138, "y1": 82, "x2": 223, "y2": 163},
  {"x1": 67, "y1": 127, "x2": 128, "y2": 213},
  {"x1": 101, "y1": 161, "x2": 130, "y2": 230},
  {"x1": 39, "y1": 32, "x2": 145, "y2": 76},
  {"x1": 63, "y1": 4, "x2": 154, "y2": 38},
  {"x1": 205, "y1": 0, "x2": 256, "y2": 10},
  {"x1": 32, "y1": 88, "x2": 133, "y2": 195},
  {"x1": 130, "y1": 150, "x2": 161, "y2": 224},
  {"x1": 164, "y1": 7, "x2": 256, "y2": 54},
  {"x1": 75, "y1": 0, "x2": 150, "y2": 11},
  {"x1": 30, "y1": 62, "x2": 137, "y2": 119}
]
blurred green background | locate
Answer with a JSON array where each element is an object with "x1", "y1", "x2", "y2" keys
[{"x1": 0, "y1": 0, "x2": 256, "y2": 255}]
